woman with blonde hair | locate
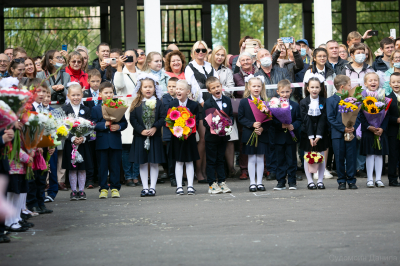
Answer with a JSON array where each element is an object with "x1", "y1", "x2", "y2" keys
[{"x1": 142, "y1": 51, "x2": 170, "y2": 93}]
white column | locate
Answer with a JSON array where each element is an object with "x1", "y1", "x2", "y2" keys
[
  {"x1": 144, "y1": 0, "x2": 161, "y2": 54},
  {"x1": 314, "y1": 0, "x2": 332, "y2": 47}
]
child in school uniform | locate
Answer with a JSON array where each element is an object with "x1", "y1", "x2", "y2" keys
[
  {"x1": 83, "y1": 69, "x2": 103, "y2": 189},
  {"x1": 91, "y1": 82, "x2": 128, "y2": 198},
  {"x1": 387, "y1": 72, "x2": 400, "y2": 187},
  {"x1": 42, "y1": 90, "x2": 59, "y2": 202},
  {"x1": 360, "y1": 72, "x2": 389, "y2": 188},
  {"x1": 162, "y1": 77, "x2": 179, "y2": 187},
  {"x1": 272, "y1": 79, "x2": 302, "y2": 191},
  {"x1": 170, "y1": 80, "x2": 200, "y2": 195},
  {"x1": 62, "y1": 83, "x2": 93, "y2": 200},
  {"x1": 129, "y1": 73, "x2": 167, "y2": 197},
  {"x1": 27, "y1": 79, "x2": 54, "y2": 214},
  {"x1": 299, "y1": 73, "x2": 329, "y2": 189},
  {"x1": 238, "y1": 76, "x2": 271, "y2": 192},
  {"x1": 203, "y1": 76, "x2": 233, "y2": 194},
  {"x1": 327, "y1": 75, "x2": 360, "y2": 190}
]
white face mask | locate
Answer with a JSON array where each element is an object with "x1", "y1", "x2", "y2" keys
[
  {"x1": 354, "y1": 54, "x2": 366, "y2": 64},
  {"x1": 260, "y1": 57, "x2": 272, "y2": 67}
]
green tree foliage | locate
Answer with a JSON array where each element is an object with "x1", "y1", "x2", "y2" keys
[{"x1": 4, "y1": 7, "x2": 101, "y2": 62}]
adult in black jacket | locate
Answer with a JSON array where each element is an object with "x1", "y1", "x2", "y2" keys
[
  {"x1": 326, "y1": 40, "x2": 348, "y2": 75},
  {"x1": 372, "y1": 38, "x2": 395, "y2": 72},
  {"x1": 386, "y1": 87, "x2": 400, "y2": 186},
  {"x1": 88, "y1": 42, "x2": 110, "y2": 74}
]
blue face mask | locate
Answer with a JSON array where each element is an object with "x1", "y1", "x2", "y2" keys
[
  {"x1": 394, "y1": 62, "x2": 400, "y2": 69},
  {"x1": 301, "y1": 48, "x2": 307, "y2": 57},
  {"x1": 55, "y1": 62, "x2": 63, "y2": 68}
]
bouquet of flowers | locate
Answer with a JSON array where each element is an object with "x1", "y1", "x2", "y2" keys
[
  {"x1": 361, "y1": 89, "x2": 391, "y2": 150},
  {"x1": 165, "y1": 106, "x2": 196, "y2": 140},
  {"x1": 268, "y1": 97, "x2": 297, "y2": 142},
  {"x1": 303, "y1": 151, "x2": 324, "y2": 173},
  {"x1": 246, "y1": 98, "x2": 272, "y2": 146},
  {"x1": 0, "y1": 100, "x2": 17, "y2": 130},
  {"x1": 68, "y1": 115, "x2": 96, "y2": 167},
  {"x1": 102, "y1": 98, "x2": 129, "y2": 123},
  {"x1": 336, "y1": 86, "x2": 363, "y2": 141},
  {"x1": 143, "y1": 100, "x2": 157, "y2": 150},
  {"x1": 204, "y1": 108, "x2": 232, "y2": 137},
  {"x1": 21, "y1": 111, "x2": 48, "y2": 179}
]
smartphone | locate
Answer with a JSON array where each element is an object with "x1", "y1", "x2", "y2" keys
[
  {"x1": 281, "y1": 37, "x2": 294, "y2": 44},
  {"x1": 368, "y1": 30, "x2": 379, "y2": 36},
  {"x1": 111, "y1": 58, "x2": 117, "y2": 64},
  {"x1": 390, "y1": 29, "x2": 396, "y2": 39},
  {"x1": 125, "y1": 56, "x2": 134, "y2": 63},
  {"x1": 62, "y1": 45, "x2": 68, "y2": 51},
  {"x1": 245, "y1": 40, "x2": 258, "y2": 55}
]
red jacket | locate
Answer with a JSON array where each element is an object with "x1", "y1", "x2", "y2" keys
[{"x1": 65, "y1": 66, "x2": 90, "y2": 90}]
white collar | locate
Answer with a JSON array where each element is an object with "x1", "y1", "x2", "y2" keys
[
  {"x1": 394, "y1": 91, "x2": 400, "y2": 98},
  {"x1": 212, "y1": 95, "x2": 223, "y2": 101},
  {"x1": 310, "y1": 96, "x2": 319, "y2": 102},
  {"x1": 91, "y1": 88, "x2": 99, "y2": 95},
  {"x1": 143, "y1": 96, "x2": 156, "y2": 101},
  {"x1": 317, "y1": 67, "x2": 325, "y2": 73},
  {"x1": 179, "y1": 98, "x2": 188, "y2": 106},
  {"x1": 33, "y1": 102, "x2": 41, "y2": 109},
  {"x1": 251, "y1": 95, "x2": 261, "y2": 100}
]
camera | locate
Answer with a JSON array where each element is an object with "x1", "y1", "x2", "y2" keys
[{"x1": 51, "y1": 89, "x2": 66, "y2": 104}]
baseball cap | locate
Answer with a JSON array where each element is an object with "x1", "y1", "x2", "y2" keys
[{"x1": 297, "y1": 39, "x2": 309, "y2": 47}]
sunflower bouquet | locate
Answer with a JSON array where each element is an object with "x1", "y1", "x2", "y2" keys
[
  {"x1": 165, "y1": 106, "x2": 196, "y2": 140},
  {"x1": 361, "y1": 90, "x2": 392, "y2": 150}
]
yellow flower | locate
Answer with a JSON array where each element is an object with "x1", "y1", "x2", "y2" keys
[
  {"x1": 367, "y1": 104, "x2": 379, "y2": 114},
  {"x1": 182, "y1": 126, "x2": 190, "y2": 135},
  {"x1": 181, "y1": 111, "x2": 190, "y2": 121},
  {"x1": 339, "y1": 100, "x2": 346, "y2": 106},
  {"x1": 174, "y1": 117, "x2": 186, "y2": 127},
  {"x1": 364, "y1": 96, "x2": 377, "y2": 106},
  {"x1": 172, "y1": 107, "x2": 177, "y2": 111},
  {"x1": 56, "y1": 125, "x2": 68, "y2": 136},
  {"x1": 178, "y1": 107, "x2": 184, "y2": 112}
]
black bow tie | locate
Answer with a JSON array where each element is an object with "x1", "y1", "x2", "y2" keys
[
  {"x1": 216, "y1": 98, "x2": 222, "y2": 102},
  {"x1": 320, "y1": 71, "x2": 325, "y2": 76}
]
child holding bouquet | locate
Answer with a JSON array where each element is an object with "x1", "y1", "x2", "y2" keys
[
  {"x1": 168, "y1": 80, "x2": 200, "y2": 195},
  {"x1": 359, "y1": 72, "x2": 390, "y2": 188},
  {"x1": 91, "y1": 82, "x2": 127, "y2": 199},
  {"x1": 203, "y1": 76, "x2": 233, "y2": 194},
  {"x1": 238, "y1": 75, "x2": 271, "y2": 192},
  {"x1": 129, "y1": 73, "x2": 166, "y2": 197},
  {"x1": 271, "y1": 79, "x2": 302, "y2": 191},
  {"x1": 299, "y1": 73, "x2": 329, "y2": 189},
  {"x1": 62, "y1": 83, "x2": 93, "y2": 200}
]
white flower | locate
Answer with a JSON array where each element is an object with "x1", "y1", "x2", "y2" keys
[
  {"x1": 225, "y1": 126, "x2": 233, "y2": 135},
  {"x1": 212, "y1": 115, "x2": 220, "y2": 123},
  {"x1": 0, "y1": 77, "x2": 19, "y2": 88},
  {"x1": 146, "y1": 99, "x2": 157, "y2": 109}
]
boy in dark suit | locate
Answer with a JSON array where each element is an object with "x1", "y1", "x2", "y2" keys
[
  {"x1": 83, "y1": 69, "x2": 102, "y2": 188},
  {"x1": 203, "y1": 76, "x2": 234, "y2": 194},
  {"x1": 91, "y1": 82, "x2": 128, "y2": 199},
  {"x1": 162, "y1": 77, "x2": 180, "y2": 186},
  {"x1": 327, "y1": 75, "x2": 360, "y2": 190},
  {"x1": 386, "y1": 72, "x2": 400, "y2": 187},
  {"x1": 272, "y1": 79, "x2": 302, "y2": 190}
]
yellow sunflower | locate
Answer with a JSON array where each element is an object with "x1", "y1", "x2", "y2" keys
[
  {"x1": 367, "y1": 104, "x2": 379, "y2": 114},
  {"x1": 363, "y1": 96, "x2": 377, "y2": 106}
]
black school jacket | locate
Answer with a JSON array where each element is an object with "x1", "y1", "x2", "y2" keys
[
  {"x1": 202, "y1": 95, "x2": 234, "y2": 142},
  {"x1": 299, "y1": 96, "x2": 327, "y2": 138},
  {"x1": 272, "y1": 100, "x2": 302, "y2": 145},
  {"x1": 387, "y1": 91, "x2": 399, "y2": 137}
]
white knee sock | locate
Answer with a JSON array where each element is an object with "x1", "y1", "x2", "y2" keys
[
  {"x1": 140, "y1": 164, "x2": 149, "y2": 190},
  {"x1": 248, "y1": 155, "x2": 256, "y2": 185},
  {"x1": 13, "y1": 194, "x2": 22, "y2": 223},
  {"x1": 366, "y1": 155, "x2": 375, "y2": 182},
  {"x1": 375, "y1": 155, "x2": 383, "y2": 182},
  {"x1": 256, "y1": 154, "x2": 264, "y2": 185},
  {"x1": 175, "y1": 162, "x2": 184, "y2": 188},
  {"x1": 186, "y1": 162, "x2": 195, "y2": 187},
  {"x1": 20, "y1": 193, "x2": 27, "y2": 211},
  {"x1": 149, "y1": 163, "x2": 158, "y2": 190},
  {"x1": 318, "y1": 160, "x2": 326, "y2": 184},
  {"x1": 5, "y1": 192, "x2": 14, "y2": 226}
]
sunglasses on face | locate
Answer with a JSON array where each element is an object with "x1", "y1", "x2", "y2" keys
[
  {"x1": 71, "y1": 60, "x2": 82, "y2": 64},
  {"x1": 139, "y1": 52, "x2": 145, "y2": 56},
  {"x1": 13, "y1": 58, "x2": 25, "y2": 63},
  {"x1": 195, "y1": 49, "x2": 207, "y2": 54}
]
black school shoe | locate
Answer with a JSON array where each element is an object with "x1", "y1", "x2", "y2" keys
[
  {"x1": 39, "y1": 205, "x2": 53, "y2": 213},
  {"x1": 0, "y1": 234, "x2": 10, "y2": 243},
  {"x1": 348, "y1": 183, "x2": 358, "y2": 190},
  {"x1": 389, "y1": 181, "x2": 400, "y2": 187},
  {"x1": 249, "y1": 184, "x2": 257, "y2": 192},
  {"x1": 29, "y1": 206, "x2": 45, "y2": 214},
  {"x1": 5, "y1": 223, "x2": 29, "y2": 232},
  {"x1": 257, "y1": 184, "x2": 266, "y2": 191},
  {"x1": 273, "y1": 183, "x2": 286, "y2": 190},
  {"x1": 338, "y1": 183, "x2": 346, "y2": 190},
  {"x1": 19, "y1": 220, "x2": 34, "y2": 228},
  {"x1": 148, "y1": 188, "x2": 156, "y2": 196}
]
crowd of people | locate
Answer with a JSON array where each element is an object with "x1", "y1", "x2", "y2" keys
[{"x1": 1, "y1": 28, "x2": 400, "y2": 244}]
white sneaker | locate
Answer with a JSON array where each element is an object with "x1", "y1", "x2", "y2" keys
[
  {"x1": 313, "y1": 172, "x2": 318, "y2": 180},
  {"x1": 208, "y1": 182, "x2": 223, "y2": 194},
  {"x1": 324, "y1": 169, "x2": 333, "y2": 179},
  {"x1": 375, "y1": 180, "x2": 385, "y2": 187},
  {"x1": 366, "y1": 181, "x2": 374, "y2": 188},
  {"x1": 219, "y1": 182, "x2": 232, "y2": 193}
]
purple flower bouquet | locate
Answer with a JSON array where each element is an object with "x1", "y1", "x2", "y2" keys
[{"x1": 268, "y1": 97, "x2": 297, "y2": 142}]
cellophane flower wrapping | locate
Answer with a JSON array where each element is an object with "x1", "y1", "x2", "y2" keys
[
  {"x1": 268, "y1": 97, "x2": 297, "y2": 141},
  {"x1": 101, "y1": 98, "x2": 129, "y2": 123},
  {"x1": 204, "y1": 108, "x2": 232, "y2": 137},
  {"x1": 165, "y1": 106, "x2": 197, "y2": 141},
  {"x1": 143, "y1": 100, "x2": 156, "y2": 149},
  {"x1": 0, "y1": 100, "x2": 17, "y2": 130}
]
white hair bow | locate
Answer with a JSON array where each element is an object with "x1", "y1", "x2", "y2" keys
[
  {"x1": 134, "y1": 73, "x2": 164, "y2": 100},
  {"x1": 244, "y1": 74, "x2": 265, "y2": 84},
  {"x1": 303, "y1": 72, "x2": 325, "y2": 84},
  {"x1": 66, "y1": 81, "x2": 81, "y2": 88},
  {"x1": 0, "y1": 77, "x2": 19, "y2": 88}
]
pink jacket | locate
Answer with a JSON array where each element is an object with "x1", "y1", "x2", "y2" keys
[{"x1": 8, "y1": 149, "x2": 30, "y2": 174}]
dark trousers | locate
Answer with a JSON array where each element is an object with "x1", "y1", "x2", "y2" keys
[
  {"x1": 332, "y1": 138, "x2": 357, "y2": 184},
  {"x1": 27, "y1": 170, "x2": 47, "y2": 208},
  {"x1": 266, "y1": 129, "x2": 277, "y2": 173},
  {"x1": 276, "y1": 143, "x2": 297, "y2": 185},
  {"x1": 45, "y1": 149, "x2": 58, "y2": 199},
  {"x1": 166, "y1": 141, "x2": 176, "y2": 182},
  {"x1": 206, "y1": 140, "x2": 227, "y2": 186},
  {"x1": 98, "y1": 148, "x2": 122, "y2": 191},
  {"x1": 388, "y1": 136, "x2": 399, "y2": 183},
  {"x1": 86, "y1": 141, "x2": 98, "y2": 183}
]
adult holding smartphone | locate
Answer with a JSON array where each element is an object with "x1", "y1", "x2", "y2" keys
[
  {"x1": 89, "y1": 42, "x2": 110, "y2": 74},
  {"x1": 114, "y1": 50, "x2": 141, "y2": 187}
]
